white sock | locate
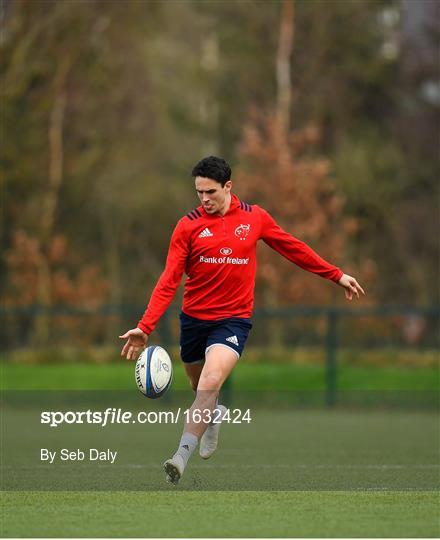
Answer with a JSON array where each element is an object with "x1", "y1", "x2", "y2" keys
[{"x1": 173, "y1": 432, "x2": 198, "y2": 467}]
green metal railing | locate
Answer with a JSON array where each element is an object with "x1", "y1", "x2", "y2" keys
[{"x1": 1, "y1": 305, "x2": 439, "y2": 406}]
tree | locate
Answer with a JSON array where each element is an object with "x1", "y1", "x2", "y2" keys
[{"x1": 236, "y1": 1, "x2": 364, "y2": 307}]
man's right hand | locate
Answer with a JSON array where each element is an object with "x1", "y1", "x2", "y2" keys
[{"x1": 119, "y1": 328, "x2": 149, "y2": 360}]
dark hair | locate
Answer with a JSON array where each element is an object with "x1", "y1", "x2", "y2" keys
[{"x1": 191, "y1": 156, "x2": 231, "y2": 186}]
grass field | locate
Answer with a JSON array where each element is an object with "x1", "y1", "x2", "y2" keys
[
  {"x1": 1, "y1": 360, "x2": 438, "y2": 391},
  {"x1": 2, "y1": 491, "x2": 438, "y2": 538},
  {"x1": 1, "y1": 361, "x2": 439, "y2": 537}
]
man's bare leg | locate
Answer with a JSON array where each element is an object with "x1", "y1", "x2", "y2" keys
[
  {"x1": 184, "y1": 361, "x2": 204, "y2": 392},
  {"x1": 185, "y1": 345, "x2": 237, "y2": 437},
  {"x1": 164, "y1": 346, "x2": 238, "y2": 484},
  {"x1": 183, "y1": 357, "x2": 227, "y2": 459}
]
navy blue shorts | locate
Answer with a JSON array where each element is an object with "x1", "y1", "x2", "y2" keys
[{"x1": 179, "y1": 312, "x2": 252, "y2": 364}]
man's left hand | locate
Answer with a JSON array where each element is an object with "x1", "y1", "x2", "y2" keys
[{"x1": 338, "y1": 273, "x2": 365, "y2": 300}]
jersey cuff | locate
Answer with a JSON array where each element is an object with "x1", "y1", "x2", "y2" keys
[
  {"x1": 137, "y1": 322, "x2": 152, "y2": 335},
  {"x1": 332, "y1": 269, "x2": 344, "y2": 283}
]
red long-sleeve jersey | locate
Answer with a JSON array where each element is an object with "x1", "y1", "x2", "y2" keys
[{"x1": 138, "y1": 195, "x2": 343, "y2": 334}]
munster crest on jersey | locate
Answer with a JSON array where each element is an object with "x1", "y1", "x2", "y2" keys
[{"x1": 235, "y1": 224, "x2": 251, "y2": 240}]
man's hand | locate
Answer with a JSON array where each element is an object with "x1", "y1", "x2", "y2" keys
[
  {"x1": 119, "y1": 328, "x2": 149, "y2": 360},
  {"x1": 338, "y1": 273, "x2": 365, "y2": 301}
]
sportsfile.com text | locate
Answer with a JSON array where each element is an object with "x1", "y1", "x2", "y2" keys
[{"x1": 40, "y1": 408, "x2": 252, "y2": 428}]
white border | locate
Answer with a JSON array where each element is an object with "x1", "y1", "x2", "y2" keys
[{"x1": 205, "y1": 343, "x2": 240, "y2": 359}]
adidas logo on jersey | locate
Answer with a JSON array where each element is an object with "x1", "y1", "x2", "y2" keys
[
  {"x1": 226, "y1": 335, "x2": 239, "y2": 346},
  {"x1": 199, "y1": 228, "x2": 214, "y2": 238}
]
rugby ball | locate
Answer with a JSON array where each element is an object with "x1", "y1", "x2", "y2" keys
[{"x1": 135, "y1": 345, "x2": 173, "y2": 399}]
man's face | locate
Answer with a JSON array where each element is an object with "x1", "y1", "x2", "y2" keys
[{"x1": 195, "y1": 176, "x2": 232, "y2": 215}]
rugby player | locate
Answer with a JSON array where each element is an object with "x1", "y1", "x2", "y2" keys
[{"x1": 120, "y1": 155, "x2": 364, "y2": 485}]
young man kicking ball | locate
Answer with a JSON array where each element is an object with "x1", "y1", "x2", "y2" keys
[{"x1": 120, "y1": 155, "x2": 364, "y2": 485}]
